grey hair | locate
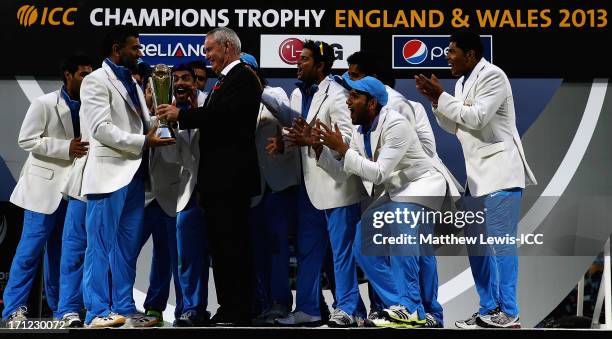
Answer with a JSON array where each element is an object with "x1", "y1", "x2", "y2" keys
[{"x1": 206, "y1": 27, "x2": 241, "y2": 55}]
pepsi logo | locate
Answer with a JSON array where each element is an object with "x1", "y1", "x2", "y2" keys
[
  {"x1": 402, "y1": 39, "x2": 428, "y2": 65},
  {"x1": 279, "y1": 38, "x2": 304, "y2": 65}
]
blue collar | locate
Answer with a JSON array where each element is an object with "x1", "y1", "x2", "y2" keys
[
  {"x1": 105, "y1": 58, "x2": 133, "y2": 83},
  {"x1": 462, "y1": 69, "x2": 473, "y2": 87},
  {"x1": 295, "y1": 81, "x2": 319, "y2": 97},
  {"x1": 60, "y1": 86, "x2": 80, "y2": 108},
  {"x1": 358, "y1": 114, "x2": 381, "y2": 134}
]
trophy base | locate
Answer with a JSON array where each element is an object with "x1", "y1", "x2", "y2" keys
[{"x1": 156, "y1": 126, "x2": 174, "y2": 139}]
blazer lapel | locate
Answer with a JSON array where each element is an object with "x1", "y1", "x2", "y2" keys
[
  {"x1": 102, "y1": 63, "x2": 139, "y2": 115},
  {"x1": 461, "y1": 58, "x2": 488, "y2": 100},
  {"x1": 355, "y1": 128, "x2": 366, "y2": 158},
  {"x1": 55, "y1": 91, "x2": 74, "y2": 139},
  {"x1": 369, "y1": 108, "x2": 389, "y2": 160},
  {"x1": 306, "y1": 81, "x2": 330, "y2": 123}
]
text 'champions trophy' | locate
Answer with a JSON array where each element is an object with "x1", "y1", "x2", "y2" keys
[{"x1": 149, "y1": 64, "x2": 174, "y2": 139}]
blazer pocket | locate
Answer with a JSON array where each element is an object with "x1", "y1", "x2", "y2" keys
[
  {"x1": 29, "y1": 163, "x2": 54, "y2": 180},
  {"x1": 96, "y1": 145, "x2": 123, "y2": 158},
  {"x1": 477, "y1": 141, "x2": 506, "y2": 158}
]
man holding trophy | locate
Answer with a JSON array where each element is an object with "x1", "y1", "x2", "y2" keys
[
  {"x1": 156, "y1": 27, "x2": 262, "y2": 326},
  {"x1": 79, "y1": 26, "x2": 174, "y2": 328}
]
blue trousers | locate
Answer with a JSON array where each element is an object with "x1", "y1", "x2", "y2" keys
[
  {"x1": 2, "y1": 200, "x2": 67, "y2": 319},
  {"x1": 250, "y1": 186, "x2": 296, "y2": 312},
  {"x1": 83, "y1": 178, "x2": 144, "y2": 324},
  {"x1": 294, "y1": 183, "x2": 328, "y2": 317},
  {"x1": 140, "y1": 200, "x2": 182, "y2": 318},
  {"x1": 325, "y1": 203, "x2": 366, "y2": 318},
  {"x1": 176, "y1": 194, "x2": 209, "y2": 314},
  {"x1": 295, "y1": 183, "x2": 365, "y2": 317},
  {"x1": 57, "y1": 198, "x2": 87, "y2": 318},
  {"x1": 355, "y1": 201, "x2": 434, "y2": 320},
  {"x1": 462, "y1": 188, "x2": 522, "y2": 317}
]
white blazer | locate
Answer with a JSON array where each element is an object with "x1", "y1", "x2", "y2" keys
[
  {"x1": 175, "y1": 91, "x2": 207, "y2": 213},
  {"x1": 290, "y1": 77, "x2": 365, "y2": 210},
  {"x1": 10, "y1": 90, "x2": 76, "y2": 214},
  {"x1": 251, "y1": 86, "x2": 301, "y2": 207},
  {"x1": 80, "y1": 62, "x2": 151, "y2": 195},
  {"x1": 385, "y1": 86, "x2": 436, "y2": 158},
  {"x1": 61, "y1": 107, "x2": 90, "y2": 202},
  {"x1": 317, "y1": 107, "x2": 461, "y2": 211},
  {"x1": 145, "y1": 144, "x2": 181, "y2": 216},
  {"x1": 434, "y1": 58, "x2": 537, "y2": 197}
]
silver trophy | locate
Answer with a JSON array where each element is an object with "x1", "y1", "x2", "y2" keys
[{"x1": 149, "y1": 64, "x2": 174, "y2": 139}]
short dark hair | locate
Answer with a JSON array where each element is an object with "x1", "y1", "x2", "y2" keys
[
  {"x1": 450, "y1": 29, "x2": 483, "y2": 60},
  {"x1": 102, "y1": 25, "x2": 139, "y2": 58},
  {"x1": 188, "y1": 60, "x2": 207, "y2": 71},
  {"x1": 347, "y1": 51, "x2": 379, "y2": 76},
  {"x1": 302, "y1": 40, "x2": 335, "y2": 75},
  {"x1": 61, "y1": 54, "x2": 92, "y2": 84},
  {"x1": 172, "y1": 63, "x2": 196, "y2": 79}
]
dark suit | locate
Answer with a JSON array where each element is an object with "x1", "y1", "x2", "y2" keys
[{"x1": 178, "y1": 62, "x2": 262, "y2": 324}]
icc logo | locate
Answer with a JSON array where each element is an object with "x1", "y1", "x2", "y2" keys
[
  {"x1": 17, "y1": 4, "x2": 77, "y2": 28},
  {"x1": 279, "y1": 38, "x2": 304, "y2": 65},
  {"x1": 402, "y1": 39, "x2": 428, "y2": 65}
]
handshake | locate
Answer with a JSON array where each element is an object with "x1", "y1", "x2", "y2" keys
[{"x1": 266, "y1": 117, "x2": 349, "y2": 159}]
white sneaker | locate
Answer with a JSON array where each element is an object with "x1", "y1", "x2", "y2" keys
[
  {"x1": 327, "y1": 308, "x2": 356, "y2": 328},
  {"x1": 5, "y1": 306, "x2": 28, "y2": 328},
  {"x1": 61, "y1": 312, "x2": 83, "y2": 328},
  {"x1": 122, "y1": 313, "x2": 160, "y2": 328},
  {"x1": 87, "y1": 312, "x2": 126, "y2": 328},
  {"x1": 275, "y1": 311, "x2": 322, "y2": 327},
  {"x1": 382, "y1": 305, "x2": 425, "y2": 328}
]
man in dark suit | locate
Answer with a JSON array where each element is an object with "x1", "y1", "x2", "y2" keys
[{"x1": 156, "y1": 27, "x2": 262, "y2": 326}]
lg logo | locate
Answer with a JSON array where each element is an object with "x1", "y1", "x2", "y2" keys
[
  {"x1": 278, "y1": 38, "x2": 345, "y2": 65},
  {"x1": 17, "y1": 5, "x2": 77, "y2": 28}
]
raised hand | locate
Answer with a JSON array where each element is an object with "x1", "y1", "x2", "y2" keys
[
  {"x1": 285, "y1": 117, "x2": 316, "y2": 147},
  {"x1": 266, "y1": 125, "x2": 285, "y2": 158},
  {"x1": 415, "y1": 73, "x2": 444, "y2": 105},
  {"x1": 312, "y1": 119, "x2": 349, "y2": 156}
]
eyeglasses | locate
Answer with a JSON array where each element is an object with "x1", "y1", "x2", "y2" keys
[{"x1": 195, "y1": 76, "x2": 207, "y2": 81}]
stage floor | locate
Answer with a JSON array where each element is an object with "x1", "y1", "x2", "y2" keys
[{"x1": 1, "y1": 327, "x2": 611, "y2": 338}]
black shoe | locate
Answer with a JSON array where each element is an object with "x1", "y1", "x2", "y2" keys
[{"x1": 174, "y1": 310, "x2": 210, "y2": 327}]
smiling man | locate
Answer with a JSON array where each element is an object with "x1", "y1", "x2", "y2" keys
[
  {"x1": 313, "y1": 75, "x2": 460, "y2": 328},
  {"x1": 415, "y1": 29, "x2": 537, "y2": 329},
  {"x1": 156, "y1": 27, "x2": 262, "y2": 326}
]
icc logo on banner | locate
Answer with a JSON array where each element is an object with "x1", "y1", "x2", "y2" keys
[
  {"x1": 16, "y1": 4, "x2": 77, "y2": 27},
  {"x1": 139, "y1": 34, "x2": 209, "y2": 67},
  {"x1": 393, "y1": 35, "x2": 493, "y2": 69}
]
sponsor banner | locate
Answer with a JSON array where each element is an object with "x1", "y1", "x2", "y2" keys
[
  {"x1": 2, "y1": 1, "x2": 610, "y2": 78},
  {"x1": 393, "y1": 35, "x2": 493, "y2": 69},
  {"x1": 260, "y1": 35, "x2": 360, "y2": 69},
  {"x1": 140, "y1": 34, "x2": 208, "y2": 66}
]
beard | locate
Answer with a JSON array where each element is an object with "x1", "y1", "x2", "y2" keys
[{"x1": 119, "y1": 53, "x2": 138, "y2": 71}]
